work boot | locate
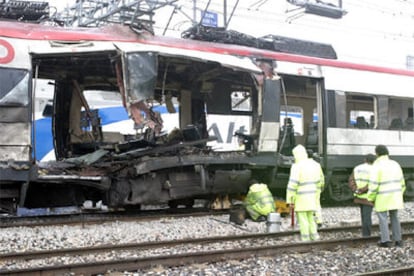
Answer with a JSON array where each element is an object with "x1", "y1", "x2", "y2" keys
[
  {"x1": 395, "y1": 241, "x2": 404, "y2": 247},
  {"x1": 378, "y1": 241, "x2": 392, "y2": 248},
  {"x1": 256, "y1": 216, "x2": 266, "y2": 222}
]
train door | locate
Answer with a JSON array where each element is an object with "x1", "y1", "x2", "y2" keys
[
  {"x1": 277, "y1": 73, "x2": 324, "y2": 158},
  {"x1": 267, "y1": 70, "x2": 324, "y2": 195}
]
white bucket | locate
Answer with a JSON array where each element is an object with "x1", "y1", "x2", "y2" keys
[{"x1": 267, "y1": 212, "x2": 281, "y2": 233}]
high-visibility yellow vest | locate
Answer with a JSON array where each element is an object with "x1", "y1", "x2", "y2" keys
[
  {"x1": 286, "y1": 145, "x2": 324, "y2": 212},
  {"x1": 245, "y1": 183, "x2": 275, "y2": 220},
  {"x1": 367, "y1": 155, "x2": 405, "y2": 212},
  {"x1": 353, "y1": 163, "x2": 373, "y2": 200}
]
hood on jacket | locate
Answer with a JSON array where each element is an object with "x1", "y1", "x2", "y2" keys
[
  {"x1": 292, "y1": 144, "x2": 308, "y2": 163},
  {"x1": 249, "y1": 183, "x2": 267, "y2": 193}
]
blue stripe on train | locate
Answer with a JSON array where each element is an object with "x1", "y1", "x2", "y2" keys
[
  {"x1": 34, "y1": 117, "x2": 53, "y2": 160},
  {"x1": 34, "y1": 105, "x2": 171, "y2": 161},
  {"x1": 35, "y1": 106, "x2": 305, "y2": 161}
]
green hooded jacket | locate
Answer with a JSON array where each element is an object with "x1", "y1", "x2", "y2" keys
[
  {"x1": 286, "y1": 144, "x2": 324, "y2": 212},
  {"x1": 245, "y1": 183, "x2": 275, "y2": 220}
]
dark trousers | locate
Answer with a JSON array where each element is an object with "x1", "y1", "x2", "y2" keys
[{"x1": 360, "y1": 204, "x2": 373, "y2": 237}]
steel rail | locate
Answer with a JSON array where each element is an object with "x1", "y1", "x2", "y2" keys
[
  {"x1": 2, "y1": 226, "x2": 414, "y2": 275},
  {"x1": 355, "y1": 266, "x2": 414, "y2": 276},
  {"x1": 0, "y1": 208, "x2": 227, "y2": 228},
  {"x1": 2, "y1": 234, "x2": 414, "y2": 276},
  {"x1": 2, "y1": 221, "x2": 414, "y2": 262}
]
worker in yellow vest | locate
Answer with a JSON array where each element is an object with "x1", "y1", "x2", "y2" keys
[
  {"x1": 368, "y1": 145, "x2": 405, "y2": 247},
  {"x1": 286, "y1": 144, "x2": 324, "y2": 241},
  {"x1": 348, "y1": 154, "x2": 376, "y2": 237},
  {"x1": 245, "y1": 181, "x2": 275, "y2": 221}
]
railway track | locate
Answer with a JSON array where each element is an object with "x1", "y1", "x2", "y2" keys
[
  {"x1": 356, "y1": 267, "x2": 414, "y2": 276},
  {"x1": 2, "y1": 223, "x2": 414, "y2": 275},
  {"x1": 0, "y1": 207, "x2": 227, "y2": 228}
]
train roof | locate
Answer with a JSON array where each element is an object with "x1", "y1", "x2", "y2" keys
[{"x1": 1, "y1": 20, "x2": 414, "y2": 77}]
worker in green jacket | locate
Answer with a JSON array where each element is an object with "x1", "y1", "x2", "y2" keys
[
  {"x1": 245, "y1": 181, "x2": 275, "y2": 221},
  {"x1": 286, "y1": 144, "x2": 324, "y2": 241},
  {"x1": 368, "y1": 144, "x2": 405, "y2": 247}
]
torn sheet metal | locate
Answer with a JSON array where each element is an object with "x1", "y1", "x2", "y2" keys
[
  {"x1": 64, "y1": 149, "x2": 109, "y2": 165},
  {"x1": 114, "y1": 42, "x2": 262, "y2": 74},
  {"x1": 125, "y1": 52, "x2": 157, "y2": 103}
]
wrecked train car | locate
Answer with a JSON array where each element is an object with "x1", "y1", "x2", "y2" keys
[
  {"x1": 1, "y1": 21, "x2": 414, "y2": 213},
  {"x1": 0, "y1": 21, "x2": 282, "y2": 212}
]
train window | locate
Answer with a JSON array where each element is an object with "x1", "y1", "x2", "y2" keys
[
  {"x1": 83, "y1": 90, "x2": 123, "y2": 109},
  {"x1": 387, "y1": 97, "x2": 414, "y2": 131},
  {"x1": 407, "y1": 55, "x2": 414, "y2": 70},
  {"x1": 207, "y1": 89, "x2": 252, "y2": 151},
  {"x1": 34, "y1": 79, "x2": 54, "y2": 117},
  {"x1": 42, "y1": 100, "x2": 53, "y2": 117},
  {"x1": 313, "y1": 108, "x2": 318, "y2": 122},
  {"x1": 408, "y1": 108, "x2": 414, "y2": 130},
  {"x1": 280, "y1": 105, "x2": 303, "y2": 135},
  {"x1": 231, "y1": 90, "x2": 251, "y2": 112},
  {"x1": 346, "y1": 94, "x2": 375, "y2": 129},
  {"x1": 81, "y1": 90, "x2": 180, "y2": 137},
  {"x1": 350, "y1": 110, "x2": 373, "y2": 129},
  {"x1": 0, "y1": 68, "x2": 29, "y2": 106}
]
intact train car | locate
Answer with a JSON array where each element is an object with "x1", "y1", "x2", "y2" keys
[{"x1": 1, "y1": 21, "x2": 414, "y2": 213}]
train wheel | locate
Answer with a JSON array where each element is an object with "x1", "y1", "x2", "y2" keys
[
  {"x1": 326, "y1": 173, "x2": 353, "y2": 203},
  {"x1": 0, "y1": 199, "x2": 17, "y2": 214},
  {"x1": 168, "y1": 200, "x2": 178, "y2": 209},
  {"x1": 184, "y1": 199, "x2": 195, "y2": 208},
  {"x1": 0, "y1": 182, "x2": 19, "y2": 214},
  {"x1": 124, "y1": 204, "x2": 142, "y2": 211}
]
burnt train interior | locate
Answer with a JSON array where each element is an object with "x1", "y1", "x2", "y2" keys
[
  {"x1": 32, "y1": 51, "x2": 259, "y2": 159},
  {"x1": 28, "y1": 49, "x2": 268, "y2": 209}
]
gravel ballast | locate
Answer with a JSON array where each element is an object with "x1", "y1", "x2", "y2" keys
[{"x1": 1, "y1": 202, "x2": 414, "y2": 275}]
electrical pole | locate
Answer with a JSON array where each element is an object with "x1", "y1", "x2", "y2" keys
[
  {"x1": 224, "y1": 0, "x2": 227, "y2": 28},
  {"x1": 193, "y1": 0, "x2": 197, "y2": 24}
]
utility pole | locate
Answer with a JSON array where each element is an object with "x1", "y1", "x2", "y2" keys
[
  {"x1": 193, "y1": 0, "x2": 197, "y2": 24},
  {"x1": 223, "y1": 0, "x2": 227, "y2": 29}
]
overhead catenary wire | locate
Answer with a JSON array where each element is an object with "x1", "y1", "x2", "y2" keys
[
  {"x1": 172, "y1": 0, "x2": 414, "y2": 41},
  {"x1": 152, "y1": 0, "x2": 414, "y2": 69},
  {"x1": 48, "y1": 0, "x2": 414, "y2": 68}
]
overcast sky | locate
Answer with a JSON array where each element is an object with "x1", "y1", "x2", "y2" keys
[{"x1": 45, "y1": 0, "x2": 414, "y2": 69}]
